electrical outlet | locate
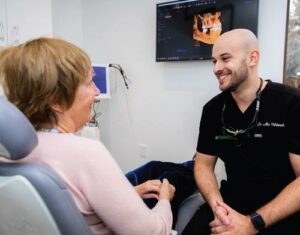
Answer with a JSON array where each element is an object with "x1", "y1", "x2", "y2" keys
[{"x1": 139, "y1": 144, "x2": 148, "y2": 158}]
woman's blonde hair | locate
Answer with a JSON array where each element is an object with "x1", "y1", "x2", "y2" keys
[{"x1": 0, "y1": 38, "x2": 92, "y2": 130}]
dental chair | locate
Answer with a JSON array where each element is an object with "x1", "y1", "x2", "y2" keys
[{"x1": 0, "y1": 96, "x2": 93, "y2": 235}]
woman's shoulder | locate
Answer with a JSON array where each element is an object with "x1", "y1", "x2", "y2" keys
[
  {"x1": 38, "y1": 132, "x2": 102, "y2": 145},
  {"x1": 37, "y1": 132, "x2": 112, "y2": 161}
]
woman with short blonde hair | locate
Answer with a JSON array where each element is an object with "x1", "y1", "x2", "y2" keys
[{"x1": 0, "y1": 38, "x2": 174, "y2": 235}]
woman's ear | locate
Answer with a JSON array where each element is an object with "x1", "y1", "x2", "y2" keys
[{"x1": 50, "y1": 103, "x2": 64, "y2": 113}]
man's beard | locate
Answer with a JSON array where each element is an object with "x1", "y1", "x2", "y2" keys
[{"x1": 223, "y1": 60, "x2": 249, "y2": 92}]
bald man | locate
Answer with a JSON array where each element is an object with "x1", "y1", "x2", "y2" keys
[{"x1": 182, "y1": 29, "x2": 300, "y2": 235}]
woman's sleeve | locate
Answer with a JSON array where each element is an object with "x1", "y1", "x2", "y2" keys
[{"x1": 77, "y1": 140, "x2": 172, "y2": 235}]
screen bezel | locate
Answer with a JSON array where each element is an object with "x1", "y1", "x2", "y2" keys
[
  {"x1": 156, "y1": 0, "x2": 259, "y2": 62},
  {"x1": 92, "y1": 64, "x2": 110, "y2": 100}
]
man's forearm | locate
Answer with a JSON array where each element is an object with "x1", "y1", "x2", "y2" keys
[
  {"x1": 257, "y1": 176, "x2": 300, "y2": 228},
  {"x1": 194, "y1": 157, "x2": 223, "y2": 210}
]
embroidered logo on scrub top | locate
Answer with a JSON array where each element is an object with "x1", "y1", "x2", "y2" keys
[{"x1": 257, "y1": 122, "x2": 285, "y2": 127}]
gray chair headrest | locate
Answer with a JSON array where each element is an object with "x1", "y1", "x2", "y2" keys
[{"x1": 0, "y1": 96, "x2": 38, "y2": 159}]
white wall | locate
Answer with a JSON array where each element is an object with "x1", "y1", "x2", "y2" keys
[
  {"x1": 0, "y1": 0, "x2": 52, "y2": 97},
  {"x1": 6, "y1": 0, "x2": 52, "y2": 45},
  {"x1": 79, "y1": 0, "x2": 288, "y2": 172},
  {"x1": 52, "y1": 0, "x2": 83, "y2": 47}
]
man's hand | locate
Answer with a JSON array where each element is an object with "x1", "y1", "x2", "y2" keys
[
  {"x1": 210, "y1": 201, "x2": 257, "y2": 235},
  {"x1": 213, "y1": 202, "x2": 230, "y2": 226},
  {"x1": 134, "y1": 179, "x2": 162, "y2": 199}
]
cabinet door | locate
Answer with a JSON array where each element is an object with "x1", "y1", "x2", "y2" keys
[
  {"x1": 0, "y1": 0, "x2": 7, "y2": 47},
  {"x1": 6, "y1": 0, "x2": 52, "y2": 46}
]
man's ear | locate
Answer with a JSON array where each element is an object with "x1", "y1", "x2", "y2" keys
[{"x1": 248, "y1": 49, "x2": 259, "y2": 67}]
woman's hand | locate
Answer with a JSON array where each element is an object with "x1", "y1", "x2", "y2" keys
[
  {"x1": 134, "y1": 179, "x2": 162, "y2": 199},
  {"x1": 135, "y1": 179, "x2": 175, "y2": 201},
  {"x1": 158, "y1": 178, "x2": 176, "y2": 201}
]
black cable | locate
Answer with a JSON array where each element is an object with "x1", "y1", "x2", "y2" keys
[
  {"x1": 89, "y1": 101, "x2": 101, "y2": 127},
  {"x1": 109, "y1": 63, "x2": 130, "y2": 89}
]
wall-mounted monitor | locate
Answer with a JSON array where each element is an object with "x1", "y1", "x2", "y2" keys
[
  {"x1": 156, "y1": 0, "x2": 259, "y2": 62},
  {"x1": 92, "y1": 64, "x2": 110, "y2": 100}
]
